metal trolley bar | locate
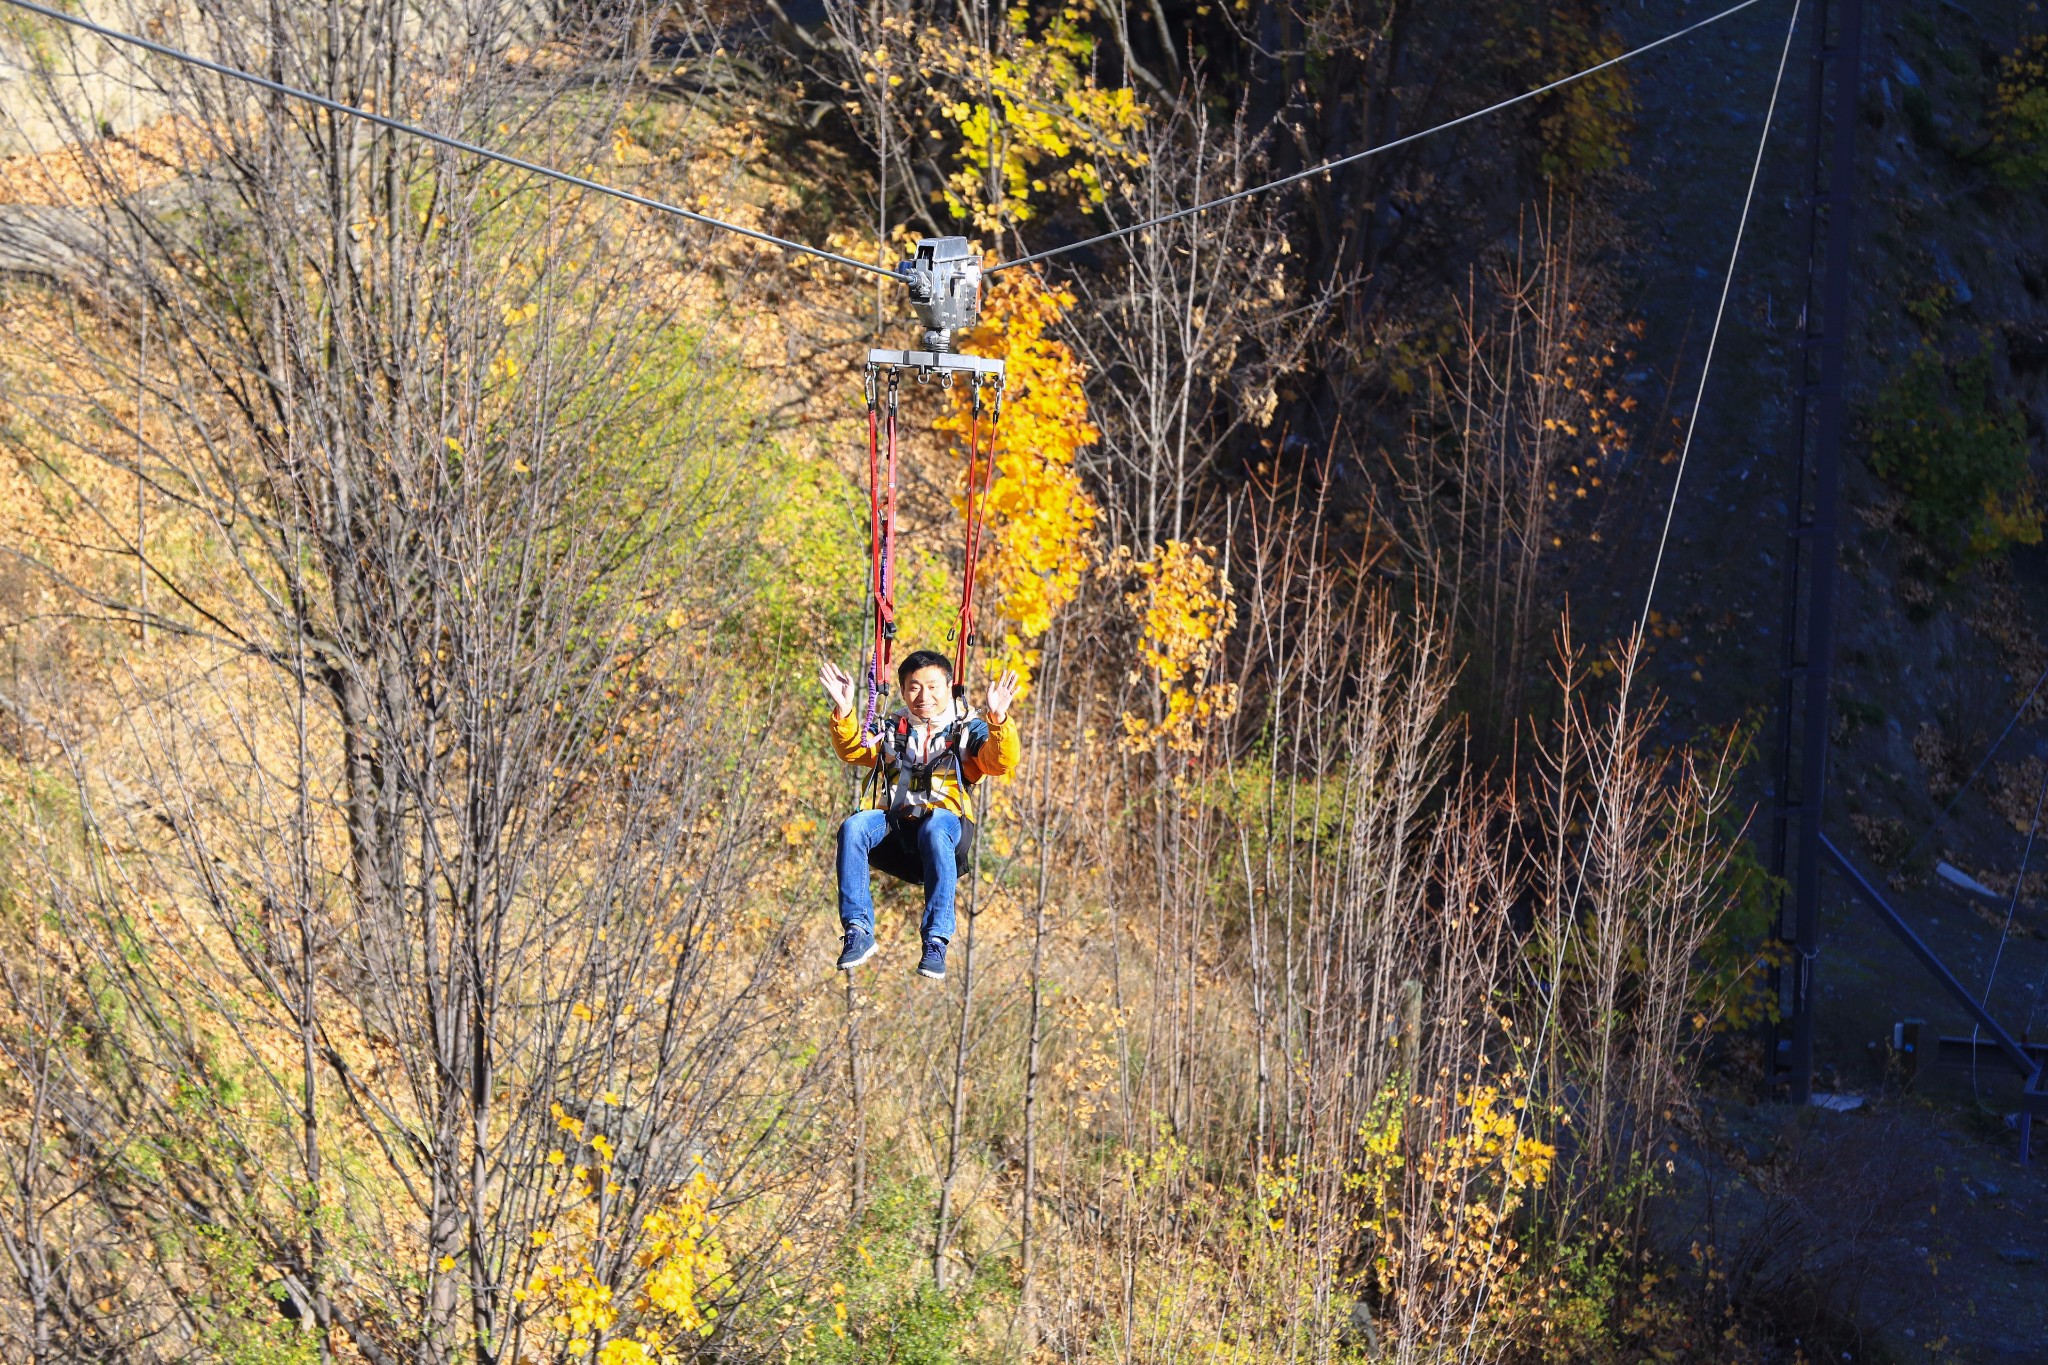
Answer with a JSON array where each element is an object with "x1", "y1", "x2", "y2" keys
[{"x1": 867, "y1": 350, "x2": 1005, "y2": 386}]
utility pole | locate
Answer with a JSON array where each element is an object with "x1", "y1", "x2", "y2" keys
[{"x1": 1766, "y1": 0, "x2": 1863, "y2": 1104}]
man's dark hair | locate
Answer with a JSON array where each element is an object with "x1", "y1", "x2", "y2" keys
[{"x1": 897, "y1": 649, "x2": 953, "y2": 686}]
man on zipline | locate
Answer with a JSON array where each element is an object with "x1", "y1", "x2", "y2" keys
[{"x1": 818, "y1": 650, "x2": 1020, "y2": 981}]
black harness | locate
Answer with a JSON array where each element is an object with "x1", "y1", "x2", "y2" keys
[
  {"x1": 860, "y1": 712, "x2": 983, "y2": 885},
  {"x1": 865, "y1": 712, "x2": 981, "y2": 812}
]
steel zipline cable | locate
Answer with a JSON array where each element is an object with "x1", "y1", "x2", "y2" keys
[
  {"x1": 6, "y1": 0, "x2": 1769, "y2": 282},
  {"x1": 991, "y1": 0, "x2": 1772, "y2": 273},
  {"x1": 0, "y1": 0, "x2": 901, "y2": 278}
]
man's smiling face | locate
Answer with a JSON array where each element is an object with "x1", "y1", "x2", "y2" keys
[{"x1": 901, "y1": 665, "x2": 950, "y2": 722}]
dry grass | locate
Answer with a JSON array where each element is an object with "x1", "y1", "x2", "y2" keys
[{"x1": 0, "y1": 113, "x2": 205, "y2": 206}]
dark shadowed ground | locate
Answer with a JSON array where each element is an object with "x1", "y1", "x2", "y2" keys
[{"x1": 1594, "y1": 1, "x2": 2048, "y2": 1359}]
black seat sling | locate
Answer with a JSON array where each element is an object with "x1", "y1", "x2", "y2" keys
[{"x1": 866, "y1": 713, "x2": 981, "y2": 884}]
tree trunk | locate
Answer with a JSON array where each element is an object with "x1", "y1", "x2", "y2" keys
[
  {"x1": 932, "y1": 792, "x2": 984, "y2": 1290},
  {"x1": 845, "y1": 972, "x2": 869, "y2": 1214}
]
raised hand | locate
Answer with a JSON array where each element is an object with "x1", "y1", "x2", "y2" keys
[
  {"x1": 983, "y1": 669, "x2": 1020, "y2": 725},
  {"x1": 818, "y1": 657, "x2": 857, "y2": 718}
]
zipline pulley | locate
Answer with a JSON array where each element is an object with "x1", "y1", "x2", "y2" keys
[
  {"x1": 869, "y1": 237, "x2": 1006, "y2": 388},
  {"x1": 901, "y1": 236, "x2": 982, "y2": 354}
]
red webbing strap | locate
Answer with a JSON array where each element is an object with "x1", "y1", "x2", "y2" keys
[
  {"x1": 864, "y1": 372, "x2": 902, "y2": 731},
  {"x1": 951, "y1": 381, "x2": 1000, "y2": 693},
  {"x1": 882, "y1": 373, "x2": 900, "y2": 673},
  {"x1": 862, "y1": 377, "x2": 879, "y2": 727}
]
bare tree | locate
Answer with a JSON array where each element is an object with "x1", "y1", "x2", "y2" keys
[
  {"x1": 1066, "y1": 96, "x2": 1338, "y2": 554},
  {"x1": 0, "y1": 3, "x2": 838, "y2": 1359},
  {"x1": 1382, "y1": 204, "x2": 1636, "y2": 752}
]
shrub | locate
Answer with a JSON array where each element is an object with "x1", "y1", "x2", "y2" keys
[
  {"x1": 1697, "y1": 723, "x2": 1783, "y2": 1033},
  {"x1": 1865, "y1": 342, "x2": 2039, "y2": 567},
  {"x1": 1529, "y1": 11, "x2": 1637, "y2": 180},
  {"x1": 789, "y1": 1177, "x2": 1000, "y2": 1365},
  {"x1": 1903, "y1": 281, "x2": 1955, "y2": 331},
  {"x1": 1985, "y1": 33, "x2": 2048, "y2": 184}
]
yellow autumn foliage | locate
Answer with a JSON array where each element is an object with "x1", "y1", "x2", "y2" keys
[
  {"x1": 922, "y1": 0, "x2": 1147, "y2": 232},
  {"x1": 1115, "y1": 539, "x2": 1239, "y2": 753},
  {"x1": 938, "y1": 268, "x2": 1101, "y2": 685},
  {"x1": 520, "y1": 1107, "x2": 731, "y2": 1362},
  {"x1": 1353, "y1": 1069, "x2": 1560, "y2": 1343},
  {"x1": 637, "y1": 1192, "x2": 731, "y2": 1336}
]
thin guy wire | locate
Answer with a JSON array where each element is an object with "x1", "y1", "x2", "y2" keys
[
  {"x1": 1638, "y1": 0, "x2": 1798, "y2": 634},
  {"x1": 0, "y1": 0, "x2": 900, "y2": 280},
  {"x1": 1971, "y1": 753, "x2": 2046, "y2": 1098},
  {"x1": 2025, "y1": 883, "x2": 2048, "y2": 1041},
  {"x1": 1457, "y1": 4, "x2": 1798, "y2": 1355},
  {"x1": 1898, "y1": 657, "x2": 2048, "y2": 871},
  {"x1": 991, "y1": 0, "x2": 1771, "y2": 273}
]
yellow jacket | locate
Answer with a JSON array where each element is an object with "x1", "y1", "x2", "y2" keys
[{"x1": 828, "y1": 707, "x2": 1019, "y2": 819}]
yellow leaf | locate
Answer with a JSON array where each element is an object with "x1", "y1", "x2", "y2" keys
[{"x1": 933, "y1": 270, "x2": 1100, "y2": 689}]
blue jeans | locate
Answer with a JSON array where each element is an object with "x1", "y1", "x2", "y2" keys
[{"x1": 837, "y1": 809, "x2": 962, "y2": 942}]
